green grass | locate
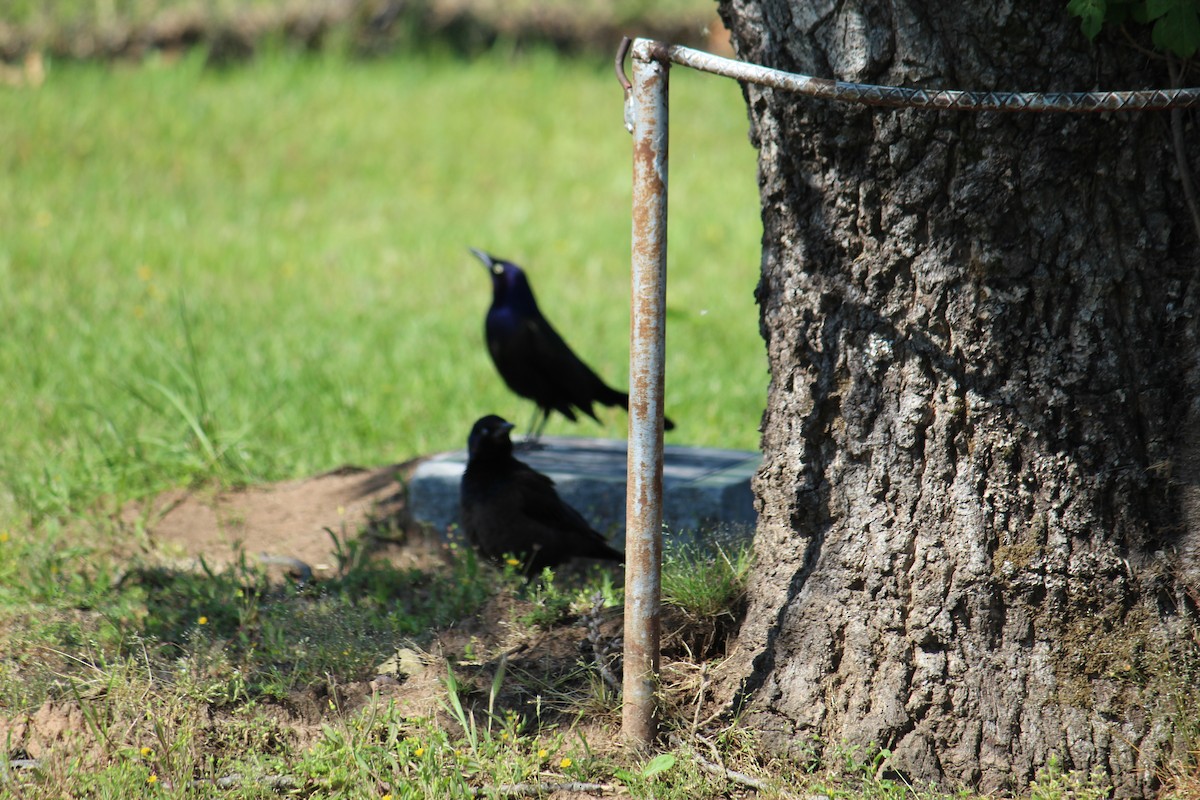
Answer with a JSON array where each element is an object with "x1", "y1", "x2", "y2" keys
[
  {"x1": 0, "y1": 46, "x2": 771, "y2": 797},
  {"x1": 0, "y1": 46, "x2": 763, "y2": 528},
  {"x1": 662, "y1": 540, "x2": 753, "y2": 620},
  {"x1": 0, "y1": 532, "x2": 796, "y2": 798},
  {"x1": 0, "y1": 492, "x2": 1116, "y2": 798}
]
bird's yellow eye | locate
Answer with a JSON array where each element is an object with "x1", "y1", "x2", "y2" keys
[{"x1": 492, "y1": 264, "x2": 504, "y2": 275}]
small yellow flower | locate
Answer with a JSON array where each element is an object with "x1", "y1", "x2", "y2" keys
[
  {"x1": 559, "y1": 757, "x2": 572, "y2": 769},
  {"x1": 500, "y1": 731, "x2": 508, "y2": 740},
  {"x1": 147, "y1": 773, "x2": 158, "y2": 785},
  {"x1": 0, "y1": 531, "x2": 10, "y2": 543},
  {"x1": 197, "y1": 616, "x2": 208, "y2": 625},
  {"x1": 382, "y1": 795, "x2": 393, "y2": 800},
  {"x1": 140, "y1": 746, "x2": 153, "y2": 758},
  {"x1": 537, "y1": 748, "x2": 548, "y2": 758},
  {"x1": 137, "y1": 264, "x2": 153, "y2": 282},
  {"x1": 505, "y1": 557, "x2": 521, "y2": 567},
  {"x1": 414, "y1": 747, "x2": 425, "y2": 757}
]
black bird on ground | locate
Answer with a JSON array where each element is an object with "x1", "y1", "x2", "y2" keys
[
  {"x1": 470, "y1": 248, "x2": 675, "y2": 440},
  {"x1": 460, "y1": 414, "x2": 624, "y2": 578}
]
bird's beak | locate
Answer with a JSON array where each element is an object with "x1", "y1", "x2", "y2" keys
[
  {"x1": 496, "y1": 421, "x2": 516, "y2": 438},
  {"x1": 468, "y1": 248, "x2": 493, "y2": 268}
]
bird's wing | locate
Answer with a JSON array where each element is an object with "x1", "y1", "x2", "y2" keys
[
  {"x1": 510, "y1": 465, "x2": 597, "y2": 534},
  {"x1": 520, "y1": 316, "x2": 624, "y2": 418},
  {"x1": 461, "y1": 467, "x2": 539, "y2": 560},
  {"x1": 511, "y1": 465, "x2": 622, "y2": 556},
  {"x1": 487, "y1": 317, "x2": 573, "y2": 418}
]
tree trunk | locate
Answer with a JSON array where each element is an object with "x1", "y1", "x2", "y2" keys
[{"x1": 713, "y1": 1, "x2": 1200, "y2": 794}]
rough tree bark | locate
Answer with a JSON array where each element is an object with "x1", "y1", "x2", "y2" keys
[{"x1": 712, "y1": 1, "x2": 1200, "y2": 794}]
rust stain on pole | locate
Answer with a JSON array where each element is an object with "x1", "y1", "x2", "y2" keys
[{"x1": 623, "y1": 37, "x2": 669, "y2": 747}]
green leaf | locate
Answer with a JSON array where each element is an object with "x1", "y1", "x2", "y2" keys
[
  {"x1": 1144, "y1": 0, "x2": 1174, "y2": 18},
  {"x1": 1067, "y1": 0, "x2": 1108, "y2": 38},
  {"x1": 642, "y1": 753, "x2": 677, "y2": 778},
  {"x1": 1151, "y1": 1, "x2": 1200, "y2": 56}
]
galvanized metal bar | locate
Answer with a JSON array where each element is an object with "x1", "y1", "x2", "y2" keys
[
  {"x1": 659, "y1": 41, "x2": 1200, "y2": 113},
  {"x1": 622, "y1": 37, "x2": 669, "y2": 747}
]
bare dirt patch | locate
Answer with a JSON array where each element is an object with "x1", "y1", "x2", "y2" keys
[{"x1": 134, "y1": 460, "x2": 433, "y2": 577}]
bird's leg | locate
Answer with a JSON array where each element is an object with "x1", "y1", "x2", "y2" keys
[
  {"x1": 515, "y1": 405, "x2": 547, "y2": 450},
  {"x1": 533, "y1": 408, "x2": 551, "y2": 441},
  {"x1": 527, "y1": 404, "x2": 543, "y2": 439}
]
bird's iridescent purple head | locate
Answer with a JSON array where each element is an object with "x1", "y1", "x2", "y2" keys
[
  {"x1": 467, "y1": 414, "x2": 516, "y2": 459},
  {"x1": 469, "y1": 248, "x2": 536, "y2": 310}
]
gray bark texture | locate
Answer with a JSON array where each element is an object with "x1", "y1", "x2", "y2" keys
[{"x1": 712, "y1": 1, "x2": 1200, "y2": 795}]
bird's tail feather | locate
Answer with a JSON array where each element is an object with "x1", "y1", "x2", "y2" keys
[{"x1": 596, "y1": 384, "x2": 629, "y2": 410}]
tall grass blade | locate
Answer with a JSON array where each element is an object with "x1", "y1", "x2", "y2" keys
[{"x1": 143, "y1": 378, "x2": 218, "y2": 464}]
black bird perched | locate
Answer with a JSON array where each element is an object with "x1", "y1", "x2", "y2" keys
[
  {"x1": 460, "y1": 414, "x2": 624, "y2": 578},
  {"x1": 470, "y1": 248, "x2": 675, "y2": 440}
]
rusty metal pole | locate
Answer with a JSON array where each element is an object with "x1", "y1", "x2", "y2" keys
[{"x1": 622, "y1": 37, "x2": 668, "y2": 747}]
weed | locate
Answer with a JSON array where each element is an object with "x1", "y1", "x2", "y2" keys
[
  {"x1": 119, "y1": 295, "x2": 263, "y2": 489},
  {"x1": 662, "y1": 538, "x2": 753, "y2": 620},
  {"x1": 661, "y1": 538, "x2": 753, "y2": 660},
  {"x1": 1030, "y1": 754, "x2": 1112, "y2": 800},
  {"x1": 517, "y1": 568, "x2": 574, "y2": 629},
  {"x1": 614, "y1": 752, "x2": 679, "y2": 794}
]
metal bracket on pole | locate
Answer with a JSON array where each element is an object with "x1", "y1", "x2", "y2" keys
[{"x1": 621, "y1": 36, "x2": 669, "y2": 747}]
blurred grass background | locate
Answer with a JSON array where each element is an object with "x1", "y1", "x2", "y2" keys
[
  {"x1": 0, "y1": 0, "x2": 731, "y2": 62},
  {"x1": 0, "y1": 2, "x2": 762, "y2": 530}
]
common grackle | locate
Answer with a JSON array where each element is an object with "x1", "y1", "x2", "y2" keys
[
  {"x1": 460, "y1": 414, "x2": 623, "y2": 578},
  {"x1": 470, "y1": 248, "x2": 675, "y2": 439}
]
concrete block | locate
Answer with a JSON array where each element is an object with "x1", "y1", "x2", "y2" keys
[{"x1": 407, "y1": 437, "x2": 759, "y2": 550}]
